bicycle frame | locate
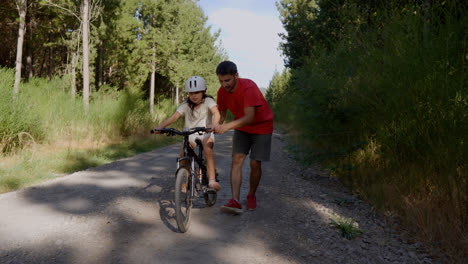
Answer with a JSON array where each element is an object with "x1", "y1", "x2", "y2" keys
[
  {"x1": 151, "y1": 126, "x2": 217, "y2": 233},
  {"x1": 176, "y1": 134, "x2": 206, "y2": 199}
]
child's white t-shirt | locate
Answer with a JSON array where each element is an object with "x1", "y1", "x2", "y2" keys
[{"x1": 176, "y1": 97, "x2": 217, "y2": 129}]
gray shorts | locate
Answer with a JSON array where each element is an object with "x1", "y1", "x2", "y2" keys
[{"x1": 232, "y1": 130, "x2": 272, "y2": 161}]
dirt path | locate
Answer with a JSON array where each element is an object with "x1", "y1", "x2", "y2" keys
[{"x1": 0, "y1": 130, "x2": 444, "y2": 264}]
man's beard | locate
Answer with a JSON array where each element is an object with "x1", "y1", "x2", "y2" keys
[{"x1": 227, "y1": 78, "x2": 237, "y2": 93}]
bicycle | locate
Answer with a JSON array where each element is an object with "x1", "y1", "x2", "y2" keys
[{"x1": 150, "y1": 127, "x2": 218, "y2": 233}]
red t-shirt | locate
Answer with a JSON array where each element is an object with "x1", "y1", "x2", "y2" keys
[{"x1": 217, "y1": 78, "x2": 274, "y2": 134}]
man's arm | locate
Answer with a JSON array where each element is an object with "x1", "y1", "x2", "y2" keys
[{"x1": 214, "y1": 106, "x2": 255, "y2": 134}]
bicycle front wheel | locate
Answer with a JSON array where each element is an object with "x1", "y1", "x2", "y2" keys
[{"x1": 174, "y1": 168, "x2": 192, "y2": 233}]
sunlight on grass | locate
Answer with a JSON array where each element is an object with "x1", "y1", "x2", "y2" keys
[
  {"x1": 294, "y1": 197, "x2": 364, "y2": 240},
  {"x1": 0, "y1": 175, "x2": 21, "y2": 192},
  {"x1": 329, "y1": 215, "x2": 363, "y2": 240},
  {"x1": 0, "y1": 135, "x2": 180, "y2": 193}
]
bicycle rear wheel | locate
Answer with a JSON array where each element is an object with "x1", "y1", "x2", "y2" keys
[{"x1": 174, "y1": 168, "x2": 192, "y2": 233}]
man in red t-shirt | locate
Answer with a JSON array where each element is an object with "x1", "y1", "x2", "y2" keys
[{"x1": 214, "y1": 61, "x2": 274, "y2": 214}]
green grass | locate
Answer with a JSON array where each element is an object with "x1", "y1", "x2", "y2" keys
[
  {"x1": 269, "y1": 1, "x2": 467, "y2": 260},
  {"x1": 0, "y1": 135, "x2": 180, "y2": 193},
  {"x1": 329, "y1": 215, "x2": 363, "y2": 240},
  {"x1": 0, "y1": 67, "x2": 185, "y2": 193}
]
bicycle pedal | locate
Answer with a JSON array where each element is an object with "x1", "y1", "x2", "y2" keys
[{"x1": 206, "y1": 188, "x2": 217, "y2": 194}]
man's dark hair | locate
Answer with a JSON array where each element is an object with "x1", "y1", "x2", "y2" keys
[{"x1": 216, "y1": 61, "x2": 237, "y2": 75}]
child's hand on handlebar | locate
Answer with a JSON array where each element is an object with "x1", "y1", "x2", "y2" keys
[{"x1": 151, "y1": 127, "x2": 164, "y2": 135}]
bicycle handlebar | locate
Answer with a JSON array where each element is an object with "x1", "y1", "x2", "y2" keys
[{"x1": 150, "y1": 127, "x2": 210, "y2": 136}]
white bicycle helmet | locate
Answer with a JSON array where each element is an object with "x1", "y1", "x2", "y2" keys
[{"x1": 185, "y1": 76, "x2": 207, "y2": 92}]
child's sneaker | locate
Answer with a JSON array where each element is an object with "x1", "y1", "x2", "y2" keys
[
  {"x1": 220, "y1": 199, "x2": 242, "y2": 214},
  {"x1": 246, "y1": 194, "x2": 256, "y2": 210}
]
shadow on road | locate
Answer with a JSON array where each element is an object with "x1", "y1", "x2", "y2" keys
[{"x1": 0, "y1": 130, "x2": 421, "y2": 264}]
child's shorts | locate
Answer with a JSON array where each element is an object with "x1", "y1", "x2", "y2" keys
[{"x1": 189, "y1": 132, "x2": 214, "y2": 145}]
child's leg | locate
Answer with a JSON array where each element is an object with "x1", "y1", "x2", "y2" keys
[{"x1": 203, "y1": 135, "x2": 220, "y2": 191}]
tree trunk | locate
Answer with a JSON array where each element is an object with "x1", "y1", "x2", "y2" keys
[
  {"x1": 71, "y1": 50, "x2": 78, "y2": 98},
  {"x1": 150, "y1": 41, "x2": 156, "y2": 115},
  {"x1": 13, "y1": 0, "x2": 27, "y2": 98},
  {"x1": 98, "y1": 40, "x2": 103, "y2": 89},
  {"x1": 82, "y1": 0, "x2": 90, "y2": 114},
  {"x1": 25, "y1": 6, "x2": 33, "y2": 79},
  {"x1": 423, "y1": 0, "x2": 432, "y2": 47},
  {"x1": 176, "y1": 85, "x2": 179, "y2": 106},
  {"x1": 70, "y1": 25, "x2": 81, "y2": 99},
  {"x1": 39, "y1": 46, "x2": 46, "y2": 77},
  {"x1": 48, "y1": 43, "x2": 53, "y2": 80}
]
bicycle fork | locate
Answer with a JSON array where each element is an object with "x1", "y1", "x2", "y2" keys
[{"x1": 190, "y1": 157, "x2": 197, "y2": 198}]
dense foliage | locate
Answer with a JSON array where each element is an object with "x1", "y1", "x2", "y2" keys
[
  {"x1": 267, "y1": 0, "x2": 467, "y2": 260},
  {"x1": 0, "y1": 67, "x2": 156, "y2": 152},
  {"x1": 0, "y1": 0, "x2": 226, "y2": 151},
  {"x1": 0, "y1": 0, "x2": 225, "y2": 95}
]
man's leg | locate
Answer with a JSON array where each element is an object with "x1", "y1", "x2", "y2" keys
[
  {"x1": 248, "y1": 159, "x2": 262, "y2": 195},
  {"x1": 231, "y1": 153, "x2": 246, "y2": 201},
  {"x1": 247, "y1": 132, "x2": 271, "y2": 196},
  {"x1": 221, "y1": 130, "x2": 248, "y2": 214}
]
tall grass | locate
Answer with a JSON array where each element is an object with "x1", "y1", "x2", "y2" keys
[
  {"x1": 269, "y1": 2, "x2": 467, "y2": 261},
  {"x1": 0, "y1": 68, "x2": 180, "y2": 193},
  {"x1": 0, "y1": 68, "x2": 44, "y2": 152}
]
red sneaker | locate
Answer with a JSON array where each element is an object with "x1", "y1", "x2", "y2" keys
[
  {"x1": 246, "y1": 194, "x2": 256, "y2": 210},
  {"x1": 220, "y1": 199, "x2": 242, "y2": 214}
]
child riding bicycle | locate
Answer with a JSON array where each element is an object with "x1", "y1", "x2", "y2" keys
[{"x1": 154, "y1": 76, "x2": 221, "y2": 191}]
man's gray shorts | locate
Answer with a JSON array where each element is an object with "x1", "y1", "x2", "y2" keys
[{"x1": 232, "y1": 130, "x2": 272, "y2": 161}]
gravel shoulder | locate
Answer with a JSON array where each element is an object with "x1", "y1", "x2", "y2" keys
[{"x1": 0, "y1": 130, "x2": 446, "y2": 263}]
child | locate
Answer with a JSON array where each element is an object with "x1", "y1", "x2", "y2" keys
[{"x1": 154, "y1": 76, "x2": 221, "y2": 191}]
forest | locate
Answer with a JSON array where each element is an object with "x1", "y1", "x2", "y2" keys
[
  {"x1": 1, "y1": 0, "x2": 467, "y2": 261},
  {"x1": 0, "y1": 0, "x2": 225, "y2": 191},
  {"x1": 267, "y1": 0, "x2": 467, "y2": 261}
]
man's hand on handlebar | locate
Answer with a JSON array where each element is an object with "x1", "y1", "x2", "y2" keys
[{"x1": 213, "y1": 124, "x2": 229, "y2": 135}]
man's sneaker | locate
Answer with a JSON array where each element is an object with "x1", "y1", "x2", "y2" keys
[
  {"x1": 220, "y1": 199, "x2": 242, "y2": 214},
  {"x1": 246, "y1": 194, "x2": 256, "y2": 210}
]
